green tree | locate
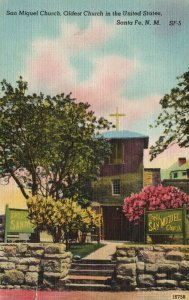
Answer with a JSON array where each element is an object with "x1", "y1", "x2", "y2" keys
[
  {"x1": 150, "y1": 69, "x2": 189, "y2": 160},
  {"x1": 0, "y1": 77, "x2": 112, "y2": 204}
]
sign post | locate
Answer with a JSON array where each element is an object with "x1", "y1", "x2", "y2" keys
[
  {"x1": 144, "y1": 205, "x2": 187, "y2": 244},
  {"x1": 143, "y1": 207, "x2": 146, "y2": 244},
  {"x1": 4, "y1": 205, "x2": 9, "y2": 243},
  {"x1": 183, "y1": 204, "x2": 187, "y2": 245}
]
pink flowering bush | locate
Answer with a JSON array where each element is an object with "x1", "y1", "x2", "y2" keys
[{"x1": 123, "y1": 185, "x2": 189, "y2": 223}]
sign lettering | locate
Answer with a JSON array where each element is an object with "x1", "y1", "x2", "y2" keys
[
  {"x1": 146, "y1": 209, "x2": 183, "y2": 234},
  {"x1": 6, "y1": 208, "x2": 34, "y2": 234}
]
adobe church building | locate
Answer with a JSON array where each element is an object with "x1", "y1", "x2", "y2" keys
[{"x1": 92, "y1": 130, "x2": 149, "y2": 241}]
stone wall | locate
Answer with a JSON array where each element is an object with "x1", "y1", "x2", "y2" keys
[
  {"x1": 113, "y1": 245, "x2": 189, "y2": 291},
  {"x1": 0, "y1": 243, "x2": 72, "y2": 290}
]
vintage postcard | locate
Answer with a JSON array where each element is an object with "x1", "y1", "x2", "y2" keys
[{"x1": 0, "y1": 0, "x2": 189, "y2": 299}]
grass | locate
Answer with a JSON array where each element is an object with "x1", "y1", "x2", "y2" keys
[{"x1": 68, "y1": 243, "x2": 105, "y2": 258}]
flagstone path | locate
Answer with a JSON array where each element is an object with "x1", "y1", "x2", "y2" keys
[{"x1": 84, "y1": 241, "x2": 122, "y2": 260}]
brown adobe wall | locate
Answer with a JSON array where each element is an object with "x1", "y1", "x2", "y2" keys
[
  {"x1": 100, "y1": 139, "x2": 145, "y2": 177},
  {"x1": 92, "y1": 164, "x2": 144, "y2": 205}
]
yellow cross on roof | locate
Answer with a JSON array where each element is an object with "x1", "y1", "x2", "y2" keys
[{"x1": 110, "y1": 107, "x2": 126, "y2": 131}]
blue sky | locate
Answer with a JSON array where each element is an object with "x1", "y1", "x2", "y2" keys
[{"x1": 0, "y1": 0, "x2": 189, "y2": 168}]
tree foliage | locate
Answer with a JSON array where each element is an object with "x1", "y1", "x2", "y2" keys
[
  {"x1": 150, "y1": 70, "x2": 189, "y2": 160},
  {"x1": 123, "y1": 185, "x2": 189, "y2": 222},
  {"x1": 27, "y1": 196, "x2": 101, "y2": 246},
  {"x1": 0, "y1": 77, "x2": 113, "y2": 204}
]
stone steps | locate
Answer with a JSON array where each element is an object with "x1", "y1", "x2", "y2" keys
[
  {"x1": 71, "y1": 263, "x2": 115, "y2": 270},
  {"x1": 82, "y1": 259, "x2": 113, "y2": 264},
  {"x1": 67, "y1": 275, "x2": 111, "y2": 284},
  {"x1": 64, "y1": 259, "x2": 115, "y2": 291},
  {"x1": 64, "y1": 283, "x2": 112, "y2": 291},
  {"x1": 69, "y1": 268, "x2": 114, "y2": 276}
]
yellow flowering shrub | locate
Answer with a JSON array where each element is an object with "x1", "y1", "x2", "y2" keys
[{"x1": 27, "y1": 196, "x2": 101, "y2": 246}]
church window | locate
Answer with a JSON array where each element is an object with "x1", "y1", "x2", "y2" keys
[
  {"x1": 112, "y1": 179, "x2": 121, "y2": 195},
  {"x1": 110, "y1": 142, "x2": 124, "y2": 164}
]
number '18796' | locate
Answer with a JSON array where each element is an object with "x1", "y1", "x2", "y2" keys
[{"x1": 172, "y1": 295, "x2": 185, "y2": 299}]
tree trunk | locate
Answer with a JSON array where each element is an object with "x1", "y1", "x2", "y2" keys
[
  {"x1": 80, "y1": 232, "x2": 87, "y2": 244},
  {"x1": 31, "y1": 168, "x2": 38, "y2": 196},
  {"x1": 10, "y1": 171, "x2": 29, "y2": 199},
  {"x1": 53, "y1": 227, "x2": 63, "y2": 243},
  {"x1": 64, "y1": 231, "x2": 70, "y2": 250}
]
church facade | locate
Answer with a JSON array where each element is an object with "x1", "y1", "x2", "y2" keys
[{"x1": 92, "y1": 130, "x2": 149, "y2": 241}]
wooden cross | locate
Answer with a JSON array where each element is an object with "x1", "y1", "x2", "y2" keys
[{"x1": 110, "y1": 107, "x2": 126, "y2": 131}]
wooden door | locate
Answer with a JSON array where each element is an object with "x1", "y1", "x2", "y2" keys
[{"x1": 102, "y1": 206, "x2": 130, "y2": 241}]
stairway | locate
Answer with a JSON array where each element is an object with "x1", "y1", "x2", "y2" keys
[{"x1": 64, "y1": 259, "x2": 115, "y2": 291}]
